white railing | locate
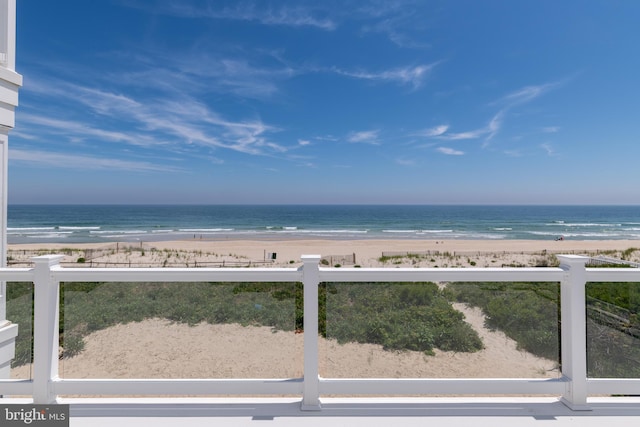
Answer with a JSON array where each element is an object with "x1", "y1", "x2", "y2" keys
[
  {"x1": 1, "y1": 254, "x2": 640, "y2": 411},
  {"x1": 0, "y1": 0, "x2": 14, "y2": 69}
]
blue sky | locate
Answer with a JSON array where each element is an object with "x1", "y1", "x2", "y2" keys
[{"x1": 9, "y1": 0, "x2": 640, "y2": 204}]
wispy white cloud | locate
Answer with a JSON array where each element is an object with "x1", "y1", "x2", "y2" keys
[
  {"x1": 9, "y1": 149, "x2": 180, "y2": 173},
  {"x1": 437, "y1": 147, "x2": 464, "y2": 156},
  {"x1": 540, "y1": 143, "x2": 557, "y2": 156},
  {"x1": 347, "y1": 129, "x2": 380, "y2": 144},
  {"x1": 21, "y1": 77, "x2": 283, "y2": 157},
  {"x1": 356, "y1": 0, "x2": 433, "y2": 48},
  {"x1": 331, "y1": 63, "x2": 437, "y2": 89},
  {"x1": 108, "y1": 53, "x2": 295, "y2": 101},
  {"x1": 495, "y1": 82, "x2": 559, "y2": 107},
  {"x1": 298, "y1": 139, "x2": 311, "y2": 146},
  {"x1": 132, "y1": 1, "x2": 337, "y2": 30},
  {"x1": 181, "y1": 57, "x2": 295, "y2": 99},
  {"x1": 437, "y1": 128, "x2": 486, "y2": 141},
  {"x1": 484, "y1": 111, "x2": 505, "y2": 145},
  {"x1": 18, "y1": 113, "x2": 160, "y2": 147},
  {"x1": 433, "y1": 110, "x2": 505, "y2": 143},
  {"x1": 423, "y1": 81, "x2": 560, "y2": 145},
  {"x1": 434, "y1": 112, "x2": 503, "y2": 142},
  {"x1": 415, "y1": 125, "x2": 449, "y2": 137}
]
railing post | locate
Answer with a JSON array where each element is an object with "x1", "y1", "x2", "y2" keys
[
  {"x1": 32, "y1": 255, "x2": 64, "y2": 404},
  {"x1": 558, "y1": 255, "x2": 591, "y2": 411},
  {"x1": 300, "y1": 255, "x2": 321, "y2": 411}
]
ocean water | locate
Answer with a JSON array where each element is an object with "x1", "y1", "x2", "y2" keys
[{"x1": 6, "y1": 205, "x2": 640, "y2": 244}]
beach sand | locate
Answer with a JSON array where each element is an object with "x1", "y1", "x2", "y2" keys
[
  {"x1": 8, "y1": 238, "x2": 640, "y2": 268},
  {"x1": 11, "y1": 303, "x2": 557, "y2": 383},
  {"x1": 8, "y1": 238, "x2": 638, "y2": 388}
]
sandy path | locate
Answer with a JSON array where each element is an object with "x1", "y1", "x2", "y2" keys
[{"x1": 11, "y1": 305, "x2": 557, "y2": 383}]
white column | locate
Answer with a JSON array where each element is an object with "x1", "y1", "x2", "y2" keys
[
  {"x1": 301, "y1": 255, "x2": 322, "y2": 411},
  {"x1": 0, "y1": 132, "x2": 10, "y2": 387},
  {"x1": 0, "y1": 130, "x2": 6, "y2": 323},
  {"x1": 0, "y1": 129, "x2": 9, "y2": 327},
  {"x1": 0, "y1": 0, "x2": 20, "y2": 383},
  {"x1": 0, "y1": 0, "x2": 16, "y2": 71},
  {"x1": 32, "y1": 255, "x2": 64, "y2": 404},
  {"x1": 558, "y1": 255, "x2": 591, "y2": 410}
]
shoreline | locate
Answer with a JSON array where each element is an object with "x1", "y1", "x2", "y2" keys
[{"x1": 10, "y1": 237, "x2": 640, "y2": 249}]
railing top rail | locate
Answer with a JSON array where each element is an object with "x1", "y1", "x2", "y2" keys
[
  {"x1": 586, "y1": 268, "x2": 640, "y2": 283},
  {"x1": 318, "y1": 267, "x2": 566, "y2": 283},
  {"x1": 51, "y1": 267, "x2": 303, "y2": 283},
  {"x1": 0, "y1": 265, "x2": 570, "y2": 284},
  {"x1": 0, "y1": 267, "x2": 35, "y2": 281},
  {"x1": 4, "y1": 257, "x2": 640, "y2": 284}
]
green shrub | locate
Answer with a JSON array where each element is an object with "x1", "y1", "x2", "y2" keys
[
  {"x1": 8, "y1": 279, "x2": 491, "y2": 368},
  {"x1": 325, "y1": 283, "x2": 483, "y2": 354},
  {"x1": 446, "y1": 282, "x2": 560, "y2": 360}
]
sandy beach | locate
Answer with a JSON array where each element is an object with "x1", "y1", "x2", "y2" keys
[
  {"x1": 8, "y1": 238, "x2": 638, "y2": 388},
  {"x1": 8, "y1": 238, "x2": 640, "y2": 268}
]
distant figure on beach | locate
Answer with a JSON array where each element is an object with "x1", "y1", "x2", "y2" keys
[{"x1": 555, "y1": 236, "x2": 564, "y2": 241}]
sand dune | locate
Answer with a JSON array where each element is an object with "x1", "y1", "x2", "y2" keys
[
  {"x1": 11, "y1": 302, "x2": 557, "y2": 383},
  {"x1": 8, "y1": 238, "x2": 640, "y2": 269}
]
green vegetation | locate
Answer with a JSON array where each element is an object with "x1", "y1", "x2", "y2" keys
[
  {"x1": 588, "y1": 263, "x2": 633, "y2": 268},
  {"x1": 7, "y1": 281, "x2": 298, "y2": 366},
  {"x1": 445, "y1": 282, "x2": 560, "y2": 360},
  {"x1": 7, "y1": 274, "x2": 639, "y2": 378},
  {"x1": 326, "y1": 283, "x2": 483, "y2": 355},
  {"x1": 585, "y1": 281, "x2": 640, "y2": 378},
  {"x1": 60, "y1": 282, "x2": 298, "y2": 360},
  {"x1": 622, "y1": 248, "x2": 639, "y2": 261},
  {"x1": 534, "y1": 255, "x2": 559, "y2": 267},
  {"x1": 6, "y1": 280, "x2": 483, "y2": 367},
  {"x1": 5, "y1": 283, "x2": 34, "y2": 367},
  {"x1": 446, "y1": 280, "x2": 640, "y2": 378}
]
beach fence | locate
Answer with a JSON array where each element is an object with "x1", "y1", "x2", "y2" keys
[
  {"x1": 586, "y1": 256, "x2": 640, "y2": 268},
  {"x1": 8, "y1": 244, "x2": 275, "y2": 268},
  {"x1": 320, "y1": 253, "x2": 356, "y2": 266},
  {"x1": 1, "y1": 254, "x2": 640, "y2": 411},
  {"x1": 381, "y1": 249, "x2": 597, "y2": 258}
]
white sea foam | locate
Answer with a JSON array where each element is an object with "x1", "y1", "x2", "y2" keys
[
  {"x1": 548, "y1": 222, "x2": 621, "y2": 227},
  {"x1": 27, "y1": 232, "x2": 73, "y2": 239},
  {"x1": 91, "y1": 230, "x2": 148, "y2": 235},
  {"x1": 270, "y1": 228, "x2": 368, "y2": 234},
  {"x1": 179, "y1": 228, "x2": 234, "y2": 232},
  {"x1": 59, "y1": 226, "x2": 101, "y2": 230},
  {"x1": 8, "y1": 227, "x2": 56, "y2": 232},
  {"x1": 528, "y1": 230, "x2": 627, "y2": 238}
]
